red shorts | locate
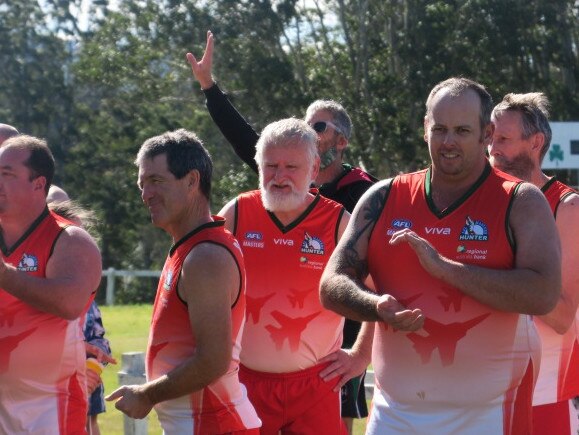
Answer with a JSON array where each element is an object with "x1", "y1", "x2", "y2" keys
[
  {"x1": 240, "y1": 363, "x2": 346, "y2": 435},
  {"x1": 533, "y1": 400, "x2": 578, "y2": 435}
]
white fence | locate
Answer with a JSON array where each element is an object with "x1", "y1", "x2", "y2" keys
[{"x1": 101, "y1": 268, "x2": 161, "y2": 306}]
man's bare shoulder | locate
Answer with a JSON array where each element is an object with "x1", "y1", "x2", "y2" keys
[
  {"x1": 556, "y1": 190, "x2": 579, "y2": 226},
  {"x1": 558, "y1": 190, "x2": 579, "y2": 210},
  {"x1": 56, "y1": 225, "x2": 100, "y2": 252}
]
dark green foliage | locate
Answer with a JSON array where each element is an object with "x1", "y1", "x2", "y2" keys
[{"x1": 1, "y1": 0, "x2": 577, "y2": 303}]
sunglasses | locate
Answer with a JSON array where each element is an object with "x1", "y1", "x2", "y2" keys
[{"x1": 311, "y1": 121, "x2": 344, "y2": 136}]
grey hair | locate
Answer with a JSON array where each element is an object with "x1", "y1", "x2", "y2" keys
[
  {"x1": 492, "y1": 92, "x2": 552, "y2": 162},
  {"x1": 255, "y1": 118, "x2": 318, "y2": 168},
  {"x1": 135, "y1": 129, "x2": 213, "y2": 200},
  {"x1": 305, "y1": 100, "x2": 352, "y2": 140}
]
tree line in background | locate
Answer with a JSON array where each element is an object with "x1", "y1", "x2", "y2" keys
[{"x1": 1, "y1": 0, "x2": 577, "y2": 303}]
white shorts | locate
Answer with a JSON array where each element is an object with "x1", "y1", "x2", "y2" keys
[{"x1": 367, "y1": 386, "x2": 509, "y2": 435}]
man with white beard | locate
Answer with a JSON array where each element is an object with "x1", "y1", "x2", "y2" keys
[{"x1": 219, "y1": 118, "x2": 351, "y2": 435}]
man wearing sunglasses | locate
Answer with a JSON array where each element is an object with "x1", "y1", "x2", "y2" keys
[{"x1": 187, "y1": 31, "x2": 375, "y2": 432}]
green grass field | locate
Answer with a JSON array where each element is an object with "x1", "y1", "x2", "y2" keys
[{"x1": 98, "y1": 304, "x2": 366, "y2": 434}]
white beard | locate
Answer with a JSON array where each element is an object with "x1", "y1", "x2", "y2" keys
[{"x1": 260, "y1": 180, "x2": 309, "y2": 212}]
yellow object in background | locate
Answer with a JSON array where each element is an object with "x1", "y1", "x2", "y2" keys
[{"x1": 86, "y1": 357, "x2": 104, "y2": 375}]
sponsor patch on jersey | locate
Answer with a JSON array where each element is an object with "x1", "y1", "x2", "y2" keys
[
  {"x1": 299, "y1": 256, "x2": 325, "y2": 270},
  {"x1": 425, "y1": 226, "x2": 451, "y2": 235},
  {"x1": 163, "y1": 270, "x2": 173, "y2": 291},
  {"x1": 17, "y1": 253, "x2": 38, "y2": 272},
  {"x1": 300, "y1": 232, "x2": 324, "y2": 255},
  {"x1": 458, "y1": 216, "x2": 489, "y2": 241},
  {"x1": 387, "y1": 218, "x2": 412, "y2": 235},
  {"x1": 243, "y1": 231, "x2": 265, "y2": 248},
  {"x1": 455, "y1": 245, "x2": 488, "y2": 261}
]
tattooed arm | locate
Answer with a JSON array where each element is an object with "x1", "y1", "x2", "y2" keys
[{"x1": 320, "y1": 180, "x2": 424, "y2": 331}]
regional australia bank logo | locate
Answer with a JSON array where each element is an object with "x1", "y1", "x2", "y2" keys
[
  {"x1": 17, "y1": 253, "x2": 38, "y2": 272},
  {"x1": 459, "y1": 216, "x2": 488, "y2": 241},
  {"x1": 301, "y1": 232, "x2": 324, "y2": 255}
]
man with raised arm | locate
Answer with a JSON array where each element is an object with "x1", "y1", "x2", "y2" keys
[
  {"x1": 219, "y1": 118, "x2": 352, "y2": 434},
  {"x1": 106, "y1": 129, "x2": 261, "y2": 434},
  {"x1": 490, "y1": 92, "x2": 579, "y2": 435},
  {"x1": 0, "y1": 135, "x2": 102, "y2": 433},
  {"x1": 320, "y1": 77, "x2": 561, "y2": 434},
  {"x1": 188, "y1": 31, "x2": 375, "y2": 431}
]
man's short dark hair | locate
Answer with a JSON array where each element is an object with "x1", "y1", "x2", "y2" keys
[
  {"x1": 135, "y1": 129, "x2": 213, "y2": 199},
  {"x1": 426, "y1": 77, "x2": 493, "y2": 131},
  {"x1": 2, "y1": 135, "x2": 54, "y2": 195}
]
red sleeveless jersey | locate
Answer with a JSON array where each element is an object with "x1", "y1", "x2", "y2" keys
[
  {"x1": 147, "y1": 217, "x2": 260, "y2": 433},
  {"x1": 0, "y1": 209, "x2": 88, "y2": 434},
  {"x1": 533, "y1": 178, "x2": 579, "y2": 405},
  {"x1": 367, "y1": 165, "x2": 540, "y2": 434},
  {"x1": 234, "y1": 190, "x2": 346, "y2": 372}
]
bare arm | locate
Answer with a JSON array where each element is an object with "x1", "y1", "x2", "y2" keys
[
  {"x1": 218, "y1": 198, "x2": 237, "y2": 233},
  {"x1": 142, "y1": 243, "x2": 236, "y2": 402},
  {"x1": 320, "y1": 180, "x2": 424, "y2": 329},
  {"x1": 318, "y1": 321, "x2": 374, "y2": 390},
  {"x1": 186, "y1": 31, "x2": 259, "y2": 173},
  {"x1": 107, "y1": 242, "x2": 239, "y2": 418},
  {"x1": 0, "y1": 226, "x2": 101, "y2": 320},
  {"x1": 390, "y1": 182, "x2": 561, "y2": 314},
  {"x1": 538, "y1": 193, "x2": 579, "y2": 333}
]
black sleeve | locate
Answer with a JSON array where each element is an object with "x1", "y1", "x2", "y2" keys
[{"x1": 203, "y1": 84, "x2": 259, "y2": 173}]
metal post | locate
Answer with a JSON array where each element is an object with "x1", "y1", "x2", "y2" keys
[
  {"x1": 105, "y1": 267, "x2": 115, "y2": 306},
  {"x1": 118, "y1": 352, "x2": 148, "y2": 435}
]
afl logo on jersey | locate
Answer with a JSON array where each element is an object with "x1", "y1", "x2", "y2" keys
[
  {"x1": 301, "y1": 232, "x2": 325, "y2": 255},
  {"x1": 243, "y1": 231, "x2": 265, "y2": 248},
  {"x1": 17, "y1": 253, "x2": 38, "y2": 272},
  {"x1": 459, "y1": 216, "x2": 489, "y2": 241},
  {"x1": 163, "y1": 270, "x2": 173, "y2": 291},
  {"x1": 387, "y1": 218, "x2": 412, "y2": 235}
]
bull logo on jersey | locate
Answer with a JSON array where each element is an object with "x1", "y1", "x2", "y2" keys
[
  {"x1": 17, "y1": 254, "x2": 38, "y2": 272},
  {"x1": 458, "y1": 216, "x2": 488, "y2": 241},
  {"x1": 163, "y1": 270, "x2": 173, "y2": 291},
  {"x1": 300, "y1": 233, "x2": 324, "y2": 255}
]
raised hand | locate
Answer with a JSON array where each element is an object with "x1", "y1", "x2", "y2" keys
[{"x1": 186, "y1": 30, "x2": 215, "y2": 89}]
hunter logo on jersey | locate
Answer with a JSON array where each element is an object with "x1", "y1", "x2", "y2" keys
[
  {"x1": 458, "y1": 216, "x2": 489, "y2": 241},
  {"x1": 17, "y1": 253, "x2": 38, "y2": 272},
  {"x1": 387, "y1": 218, "x2": 412, "y2": 236},
  {"x1": 300, "y1": 232, "x2": 324, "y2": 255},
  {"x1": 163, "y1": 270, "x2": 173, "y2": 291}
]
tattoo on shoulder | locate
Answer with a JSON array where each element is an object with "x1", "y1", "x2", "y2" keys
[{"x1": 343, "y1": 183, "x2": 390, "y2": 279}]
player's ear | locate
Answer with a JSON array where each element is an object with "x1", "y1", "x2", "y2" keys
[
  {"x1": 33, "y1": 176, "x2": 46, "y2": 193},
  {"x1": 187, "y1": 170, "x2": 200, "y2": 191}
]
